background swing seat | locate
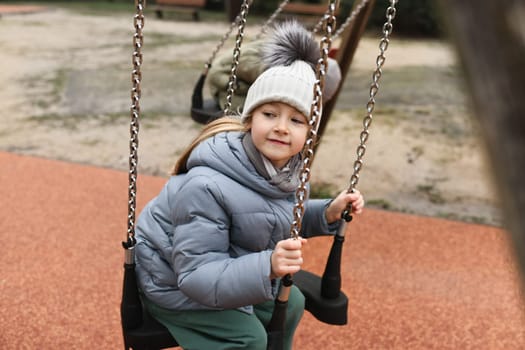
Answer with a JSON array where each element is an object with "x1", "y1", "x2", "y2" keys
[
  {"x1": 190, "y1": 72, "x2": 223, "y2": 124},
  {"x1": 190, "y1": 99, "x2": 222, "y2": 124}
]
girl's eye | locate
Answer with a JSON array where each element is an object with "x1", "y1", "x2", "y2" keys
[
  {"x1": 291, "y1": 117, "x2": 306, "y2": 124},
  {"x1": 263, "y1": 111, "x2": 276, "y2": 118}
]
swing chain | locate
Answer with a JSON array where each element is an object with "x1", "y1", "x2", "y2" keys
[
  {"x1": 256, "y1": 0, "x2": 291, "y2": 40},
  {"x1": 348, "y1": 0, "x2": 397, "y2": 192},
  {"x1": 206, "y1": 17, "x2": 240, "y2": 71},
  {"x1": 205, "y1": 0, "x2": 254, "y2": 72},
  {"x1": 313, "y1": 0, "x2": 370, "y2": 40},
  {"x1": 223, "y1": 0, "x2": 251, "y2": 115},
  {"x1": 289, "y1": 0, "x2": 338, "y2": 239},
  {"x1": 124, "y1": 0, "x2": 146, "y2": 249}
]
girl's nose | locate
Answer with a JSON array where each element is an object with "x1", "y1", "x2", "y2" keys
[{"x1": 274, "y1": 116, "x2": 289, "y2": 133}]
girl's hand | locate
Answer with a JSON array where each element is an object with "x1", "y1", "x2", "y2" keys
[
  {"x1": 325, "y1": 189, "x2": 365, "y2": 224},
  {"x1": 270, "y1": 238, "x2": 307, "y2": 279}
]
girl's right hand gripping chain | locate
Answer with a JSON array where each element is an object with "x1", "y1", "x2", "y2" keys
[{"x1": 270, "y1": 238, "x2": 308, "y2": 279}]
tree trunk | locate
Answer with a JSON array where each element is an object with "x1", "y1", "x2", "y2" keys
[{"x1": 439, "y1": 0, "x2": 525, "y2": 287}]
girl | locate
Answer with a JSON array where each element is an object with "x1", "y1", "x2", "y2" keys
[{"x1": 135, "y1": 21, "x2": 365, "y2": 350}]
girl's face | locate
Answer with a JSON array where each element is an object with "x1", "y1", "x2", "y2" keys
[{"x1": 249, "y1": 102, "x2": 309, "y2": 168}]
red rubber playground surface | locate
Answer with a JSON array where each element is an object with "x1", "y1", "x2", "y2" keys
[{"x1": 1, "y1": 151, "x2": 525, "y2": 349}]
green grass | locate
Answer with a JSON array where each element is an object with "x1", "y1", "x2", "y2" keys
[
  {"x1": 79, "y1": 138, "x2": 101, "y2": 147},
  {"x1": 417, "y1": 184, "x2": 446, "y2": 205},
  {"x1": 436, "y1": 212, "x2": 488, "y2": 225},
  {"x1": 146, "y1": 31, "x2": 223, "y2": 50},
  {"x1": 366, "y1": 198, "x2": 393, "y2": 210},
  {"x1": 51, "y1": 69, "x2": 68, "y2": 104},
  {"x1": 26, "y1": 113, "x2": 79, "y2": 130},
  {"x1": 309, "y1": 181, "x2": 337, "y2": 199},
  {"x1": 25, "y1": 111, "x2": 187, "y2": 130},
  {"x1": 21, "y1": 69, "x2": 68, "y2": 110}
]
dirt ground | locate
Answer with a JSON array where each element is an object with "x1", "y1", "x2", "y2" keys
[{"x1": 0, "y1": 6, "x2": 502, "y2": 226}]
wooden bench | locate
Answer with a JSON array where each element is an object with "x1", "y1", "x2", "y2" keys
[
  {"x1": 154, "y1": 0, "x2": 205, "y2": 21},
  {"x1": 281, "y1": 1, "x2": 341, "y2": 17}
]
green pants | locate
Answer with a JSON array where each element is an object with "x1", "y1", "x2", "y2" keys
[{"x1": 144, "y1": 285, "x2": 305, "y2": 350}]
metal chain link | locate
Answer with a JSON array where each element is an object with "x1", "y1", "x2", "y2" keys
[
  {"x1": 336, "y1": 0, "x2": 370, "y2": 39},
  {"x1": 124, "y1": 0, "x2": 146, "y2": 248},
  {"x1": 205, "y1": 17, "x2": 241, "y2": 70},
  {"x1": 223, "y1": 0, "x2": 251, "y2": 115},
  {"x1": 348, "y1": 0, "x2": 397, "y2": 192},
  {"x1": 312, "y1": 0, "x2": 370, "y2": 39},
  {"x1": 256, "y1": 0, "x2": 291, "y2": 40},
  {"x1": 289, "y1": 0, "x2": 338, "y2": 239},
  {"x1": 204, "y1": 0, "x2": 255, "y2": 73}
]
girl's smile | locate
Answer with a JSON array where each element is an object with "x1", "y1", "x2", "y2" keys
[{"x1": 268, "y1": 138, "x2": 289, "y2": 145}]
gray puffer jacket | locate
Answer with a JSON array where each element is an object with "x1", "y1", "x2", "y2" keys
[{"x1": 135, "y1": 131, "x2": 339, "y2": 314}]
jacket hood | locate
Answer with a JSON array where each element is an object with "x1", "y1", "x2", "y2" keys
[{"x1": 186, "y1": 131, "x2": 292, "y2": 199}]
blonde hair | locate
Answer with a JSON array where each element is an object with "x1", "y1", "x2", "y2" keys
[{"x1": 171, "y1": 117, "x2": 247, "y2": 175}]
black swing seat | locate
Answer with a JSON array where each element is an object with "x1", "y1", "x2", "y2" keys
[
  {"x1": 123, "y1": 304, "x2": 178, "y2": 350},
  {"x1": 122, "y1": 267, "x2": 348, "y2": 350},
  {"x1": 122, "y1": 234, "x2": 348, "y2": 349},
  {"x1": 191, "y1": 99, "x2": 223, "y2": 124},
  {"x1": 190, "y1": 72, "x2": 224, "y2": 124},
  {"x1": 121, "y1": 262, "x2": 179, "y2": 350},
  {"x1": 294, "y1": 270, "x2": 348, "y2": 325}
]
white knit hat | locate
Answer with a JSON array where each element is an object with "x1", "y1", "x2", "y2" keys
[
  {"x1": 240, "y1": 20, "x2": 329, "y2": 122},
  {"x1": 241, "y1": 59, "x2": 316, "y2": 120}
]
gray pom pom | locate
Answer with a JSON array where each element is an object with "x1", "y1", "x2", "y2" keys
[{"x1": 262, "y1": 20, "x2": 320, "y2": 70}]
